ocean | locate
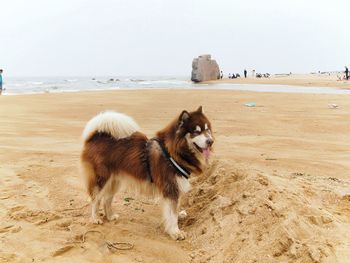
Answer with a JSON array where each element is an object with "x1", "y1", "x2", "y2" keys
[
  {"x1": 2, "y1": 76, "x2": 350, "y2": 95},
  {"x1": 1, "y1": 76, "x2": 196, "y2": 95}
]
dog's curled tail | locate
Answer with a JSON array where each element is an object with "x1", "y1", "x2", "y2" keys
[{"x1": 82, "y1": 111, "x2": 140, "y2": 142}]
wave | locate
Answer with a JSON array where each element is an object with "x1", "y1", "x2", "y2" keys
[
  {"x1": 130, "y1": 79, "x2": 146, "y2": 82},
  {"x1": 29, "y1": 81, "x2": 44, "y2": 85},
  {"x1": 2, "y1": 76, "x2": 210, "y2": 95}
]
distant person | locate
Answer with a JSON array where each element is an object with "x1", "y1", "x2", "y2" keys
[
  {"x1": 0, "y1": 69, "x2": 3, "y2": 95},
  {"x1": 220, "y1": 71, "x2": 223, "y2": 79},
  {"x1": 231, "y1": 73, "x2": 236, "y2": 79},
  {"x1": 228, "y1": 73, "x2": 231, "y2": 79},
  {"x1": 345, "y1": 66, "x2": 349, "y2": 80},
  {"x1": 252, "y1": 70, "x2": 255, "y2": 77},
  {"x1": 244, "y1": 69, "x2": 247, "y2": 78}
]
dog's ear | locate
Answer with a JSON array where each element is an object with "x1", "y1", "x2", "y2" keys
[
  {"x1": 196, "y1": 106, "x2": 203, "y2": 113},
  {"x1": 178, "y1": 110, "x2": 190, "y2": 127}
]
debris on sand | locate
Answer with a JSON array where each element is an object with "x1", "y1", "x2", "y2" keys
[{"x1": 52, "y1": 245, "x2": 74, "y2": 257}]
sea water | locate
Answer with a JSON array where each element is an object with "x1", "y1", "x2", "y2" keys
[
  {"x1": 2, "y1": 76, "x2": 350, "y2": 95},
  {"x1": 2, "y1": 76, "x2": 194, "y2": 95}
]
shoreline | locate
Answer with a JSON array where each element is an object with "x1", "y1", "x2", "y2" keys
[
  {"x1": 2, "y1": 82, "x2": 350, "y2": 97},
  {"x1": 2, "y1": 73, "x2": 350, "y2": 96}
]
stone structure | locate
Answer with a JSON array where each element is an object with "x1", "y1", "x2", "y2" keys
[{"x1": 191, "y1": 54, "x2": 220, "y2": 82}]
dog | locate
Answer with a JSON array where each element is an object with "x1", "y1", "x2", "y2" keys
[{"x1": 80, "y1": 106, "x2": 214, "y2": 240}]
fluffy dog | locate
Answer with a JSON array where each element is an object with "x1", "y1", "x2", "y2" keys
[{"x1": 80, "y1": 106, "x2": 213, "y2": 240}]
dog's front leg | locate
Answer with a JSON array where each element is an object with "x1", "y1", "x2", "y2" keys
[
  {"x1": 162, "y1": 199, "x2": 186, "y2": 240},
  {"x1": 178, "y1": 210, "x2": 187, "y2": 219}
]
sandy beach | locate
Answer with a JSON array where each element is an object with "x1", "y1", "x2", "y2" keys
[
  {"x1": 1, "y1": 89, "x2": 350, "y2": 262},
  {"x1": 205, "y1": 73, "x2": 350, "y2": 89}
]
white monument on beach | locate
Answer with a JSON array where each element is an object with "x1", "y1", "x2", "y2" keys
[{"x1": 191, "y1": 54, "x2": 220, "y2": 82}]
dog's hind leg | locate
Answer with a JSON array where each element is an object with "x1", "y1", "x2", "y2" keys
[
  {"x1": 90, "y1": 165, "x2": 112, "y2": 225},
  {"x1": 80, "y1": 161, "x2": 104, "y2": 224},
  {"x1": 162, "y1": 198, "x2": 186, "y2": 240},
  {"x1": 91, "y1": 187, "x2": 103, "y2": 224},
  {"x1": 102, "y1": 177, "x2": 120, "y2": 221}
]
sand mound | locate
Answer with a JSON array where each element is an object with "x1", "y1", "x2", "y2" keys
[{"x1": 181, "y1": 161, "x2": 350, "y2": 263}]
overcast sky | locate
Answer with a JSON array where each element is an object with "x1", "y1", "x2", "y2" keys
[{"x1": 1, "y1": 0, "x2": 349, "y2": 77}]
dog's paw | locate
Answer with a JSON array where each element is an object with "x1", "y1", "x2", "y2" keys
[
  {"x1": 91, "y1": 218, "x2": 103, "y2": 225},
  {"x1": 178, "y1": 210, "x2": 187, "y2": 219},
  {"x1": 170, "y1": 230, "x2": 187, "y2": 241},
  {"x1": 106, "y1": 214, "x2": 119, "y2": 222}
]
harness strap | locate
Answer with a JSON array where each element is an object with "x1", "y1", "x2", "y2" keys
[{"x1": 151, "y1": 138, "x2": 191, "y2": 179}]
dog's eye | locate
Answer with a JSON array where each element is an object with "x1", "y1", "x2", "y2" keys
[{"x1": 193, "y1": 130, "x2": 201, "y2": 136}]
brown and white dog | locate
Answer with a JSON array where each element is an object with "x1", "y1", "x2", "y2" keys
[{"x1": 80, "y1": 106, "x2": 213, "y2": 240}]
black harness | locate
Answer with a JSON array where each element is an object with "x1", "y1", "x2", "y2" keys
[{"x1": 145, "y1": 138, "x2": 191, "y2": 183}]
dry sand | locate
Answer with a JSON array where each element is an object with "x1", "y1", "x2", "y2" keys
[
  {"x1": 1, "y1": 89, "x2": 350, "y2": 262},
  {"x1": 205, "y1": 73, "x2": 350, "y2": 89}
]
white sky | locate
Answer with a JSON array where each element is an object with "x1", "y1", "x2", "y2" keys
[{"x1": 1, "y1": 0, "x2": 349, "y2": 77}]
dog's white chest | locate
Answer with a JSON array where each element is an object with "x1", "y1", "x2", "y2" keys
[{"x1": 176, "y1": 176, "x2": 191, "y2": 193}]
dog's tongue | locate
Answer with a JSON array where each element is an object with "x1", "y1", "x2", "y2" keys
[{"x1": 203, "y1": 148, "x2": 210, "y2": 159}]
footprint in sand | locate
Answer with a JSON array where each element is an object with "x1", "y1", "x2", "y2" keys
[
  {"x1": 307, "y1": 215, "x2": 333, "y2": 226},
  {"x1": 0, "y1": 252, "x2": 17, "y2": 262},
  {"x1": 51, "y1": 245, "x2": 75, "y2": 257},
  {"x1": 54, "y1": 220, "x2": 73, "y2": 231},
  {"x1": 9, "y1": 208, "x2": 61, "y2": 225},
  {"x1": 0, "y1": 225, "x2": 22, "y2": 234},
  {"x1": 0, "y1": 225, "x2": 14, "y2": 234},
  {"x1": 9, "y1": 205, "x2": 25, "y2": 213}
]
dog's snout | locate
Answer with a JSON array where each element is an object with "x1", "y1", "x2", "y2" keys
[{"x1": 206, "y1": 138, "x2": 213, "y2": 147}]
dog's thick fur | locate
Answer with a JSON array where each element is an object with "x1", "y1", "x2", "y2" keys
[{"x1": 80, "y1": 107, "x2": 213, "y2": 240}]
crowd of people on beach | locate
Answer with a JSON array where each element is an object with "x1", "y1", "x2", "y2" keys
[
  {"x1": 224, "y1": 69, "x2": 247, "y2": 79},
  {"x1": 228, "y1": 73, "x2": 241, "y2": 79},
  {"x1": 222, "y1": 69, "x2": 271, "y2": 79},
  {"x1": 222, "y1": 66, "x2": 349, "y2": 81},
  {"x1": 336, "y1": 66, "x2": 349, "y2": 81}
]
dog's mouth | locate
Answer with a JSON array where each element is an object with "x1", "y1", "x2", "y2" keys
[{"x1": 193, "y1": 143, "x2": 211, "y2": 159}]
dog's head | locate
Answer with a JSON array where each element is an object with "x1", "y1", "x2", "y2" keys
[{"x1": 177, "y1": 106, "x2": 214, "y2": 163}]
